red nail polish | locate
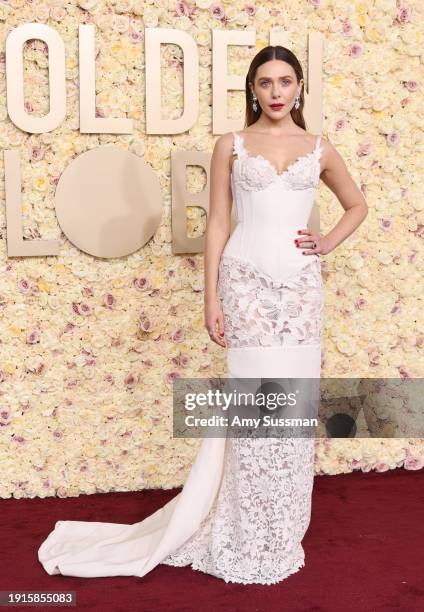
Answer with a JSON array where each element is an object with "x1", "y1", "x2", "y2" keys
[{"x1": 297, "y1": 230, "x2": 301, "y2": 234}]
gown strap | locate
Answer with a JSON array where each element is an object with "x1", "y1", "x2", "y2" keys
[
  {"x1": 232, "y1": 131, "x2": 246, "y2": 159},
  {"x1": 314, "y1": 135, "x2": 322, "y2": 154},
  {"x1": 313, "y1": 135, "x2": 324, "y2": 169}
]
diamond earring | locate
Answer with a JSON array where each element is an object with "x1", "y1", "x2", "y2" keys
[
  {"x1": 294, "y1": 93, "x2": 300, "y2": 110},
  {"x1": 252, "y1": 93, "x2": 258, "y2": 112}
]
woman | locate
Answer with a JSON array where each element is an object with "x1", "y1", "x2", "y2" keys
[{"x1": 38, "y1": 45, "x2": 367, "y2": 584}]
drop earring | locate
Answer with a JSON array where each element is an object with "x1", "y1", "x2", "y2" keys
[
  {"x1": 294, "y1": 93, "x2": 300, "y2": 110},
  {"x1": 252, "y1": 93, "x2": 258, "y2": 112}
]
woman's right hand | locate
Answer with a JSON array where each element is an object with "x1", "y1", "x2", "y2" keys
[{"x1": 204, "y1": 299, "x2": 226, "y2": 347}]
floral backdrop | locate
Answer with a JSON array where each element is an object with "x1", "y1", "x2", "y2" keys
[{"x1": 0, "y1": 0, "x2": 423, "y2": 499}]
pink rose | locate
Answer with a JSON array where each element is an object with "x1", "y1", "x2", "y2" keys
[
  {"x1": 26, "y1": 329, "x2": 40, "y2": 344},
  {"x1": 165, "y1": 371, "x2": 181, "y2": 384},
  {"x1": 18, "y1": 279, "x2": 31, "y2": 294},
  {"x1": 386, "y1": 131, "x2": 400, "y2": 146},
  {"x1": 397, "y1": 7, "x2": 412, "y2": 24},
  {"x1": 176, "y1": 1, "x2": 190, "y2": 17},
  {"x1": 342, "y1": 20, "x2": 353, "y2": 36},
  {"x1": 349, "y1": 43, "x2": 363, "y2": 58},
  {"x1": 103, "y1": 292, "x2": 115, "y2": 308},
  {"x1": 335, "y1": 118, "x2": 348, "y2": 131},
  {"x1": 210, "y1": 4, "x2": 225, "y2": 20},
  {"x1": 124, "y1": 372, "x2": 139, "y2": 388},
  {"x1": 132, "y1": 277, "x2": 151, "y2": 290},
  {"x1": 171, "y1": 328, "x2": 185, "y2": 343},
  {"x1": 403, "y1": 455, "x2": 424, "y2": 470},
  {"x1": 405, "y1": 80, "x2": 419, "y2": 92},
  {"x1": 245, "y1": 4, "x2": 256, "y2": 16},
  {"x1": 139, "y1": 316, "x2": 152, "y2": 332}
]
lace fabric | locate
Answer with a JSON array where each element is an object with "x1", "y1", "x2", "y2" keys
[
  {"x1": 162, "y1": 435, "x2": 315, "y2": 585},
  {"x1": 218, "y1": 254, "x2": 324, "y2": 348},
  {"x1": 232, "y1": 131, "x2": 323, "y2": 192}
]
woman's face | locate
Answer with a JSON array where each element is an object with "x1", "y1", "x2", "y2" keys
[{"x1": 250, "y1": 59, "x2": 303, "y2": 118}]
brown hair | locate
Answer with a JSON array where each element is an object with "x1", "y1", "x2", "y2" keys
[{"x1": 244, "y1": 45, "x2": 306, "y2": 130}]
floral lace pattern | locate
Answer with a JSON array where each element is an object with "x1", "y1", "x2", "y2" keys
[
  {"x1": 232, "y1": 131, "x2": 323, "y2": 192},
  {"x1": 162, "y1": 435, "x2": 315, "y2": 585},
  {"x1": 217, "y1": 255, "x2": 324, "y2": 348}
]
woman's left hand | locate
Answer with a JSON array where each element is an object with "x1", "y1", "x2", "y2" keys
[{"x1": 294, "y1": 229, "x2": 332, "y2": 256}]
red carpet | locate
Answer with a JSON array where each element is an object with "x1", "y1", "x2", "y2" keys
[{"x1": 1, "y1": 467, "x2": 423, "y2": 612}]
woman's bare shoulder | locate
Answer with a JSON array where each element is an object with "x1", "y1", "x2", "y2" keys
[
  {"x1": 314, "y1": 135, "x2": 349, "y2": 174},
  {"x1": 316, "y1": 135, "x2": 341, "y2": 156},
  {"x1": 213, "y1": 131, "x2": 236, "y2": 150},
  {"x1": 213, "y1": 132, "x2": 237, "y2": 157},
  {"x1": 211, "y1": 132, "x2": 236, "y2": 172}
]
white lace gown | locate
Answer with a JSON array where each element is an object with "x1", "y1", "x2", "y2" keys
[{"x1": 37, "y1": 131, "x2": 324, "y2": 585}]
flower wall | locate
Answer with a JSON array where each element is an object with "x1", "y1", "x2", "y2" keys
[{"x1": 0, "y1": 0, "x2": 423, "y2": 499}]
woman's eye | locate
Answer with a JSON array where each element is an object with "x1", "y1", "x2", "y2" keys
[{"x1": 261, "y1": 80, "x2": 290, "y2": 86}]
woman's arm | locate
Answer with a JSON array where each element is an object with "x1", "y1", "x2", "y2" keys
[
  {"x1": 299, "y1": 137, "x2": 369, "y2": 255},
  {"x1": 203, "y1": 133, "x2": 233, "y2": 346}
]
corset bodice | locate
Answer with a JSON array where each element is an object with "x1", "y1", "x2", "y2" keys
[{"x1": 222, "y1": 131, "x2": 323, "y2": 281}]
